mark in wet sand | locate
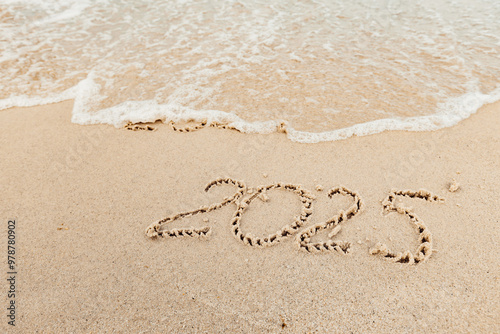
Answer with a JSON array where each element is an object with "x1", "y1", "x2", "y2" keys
[{"x1": 124, "y1": 121, "x2": 157, "y2": 131}]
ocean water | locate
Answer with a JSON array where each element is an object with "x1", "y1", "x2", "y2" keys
[{"x1": 1, "y1": 0, "x2": 499, "y2": 143}]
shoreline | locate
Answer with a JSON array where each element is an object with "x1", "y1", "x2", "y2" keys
[{"x1": 1, "y1": 100, "x2": 499, "y2": 332}]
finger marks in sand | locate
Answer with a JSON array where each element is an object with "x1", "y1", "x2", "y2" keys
[
  {"x1": 369, "y1": 189, "x2": 444, "y2": 264},
  {"x1": 145, "y1": 177, "x2": 246, "y2": 239},
  {"x1": 296, "y1": 186, "x2": 364, "y2": 254},
  {"x1": 230, "y1": 183, "x2": 315, "y2": 247}
]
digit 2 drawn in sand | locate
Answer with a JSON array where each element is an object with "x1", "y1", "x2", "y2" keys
[
  {"x1": 296, "y1": 186, "x2": 364, "y2": 254},
  {"x1": 145, "y1": 178, "x2": 246, "y2": 238},
  {"x1": 369, "y1": 189, "x2": 444, "y2": 264},
  {"x1": 230, "y1": 183, "x2": 315, "y2": 247}
]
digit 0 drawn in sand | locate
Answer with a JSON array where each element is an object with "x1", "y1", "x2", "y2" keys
[
  {"x1": 145, "y1": 178, "x2": 246, "y2": 239},
  {"x1": 369, "y1": 189, "x2": 445, "y2": 264},
  {"x1": 296, "y1": 186, "x2": 364, "y2": 254},
  {"x1": 229, "y1": 183, "x2": 315, "y2": 247}
]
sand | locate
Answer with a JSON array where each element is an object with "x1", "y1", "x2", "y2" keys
[{"x1": 1, "y1": 100, "x2": 499, "y2": 333}]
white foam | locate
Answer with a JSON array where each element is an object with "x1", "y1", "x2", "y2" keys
[
  {"x1": 31, "y1": 1, "x2": 92, "y2": 26},
  {"x1": 70, "y1": 75, "x2": 279, "y2": 134},
  {"x1": 68, "y1": 75, "x2": 500, "y2": 143},
  {"x1": 286, "y1": 88, "x2": 500, "y2": 143},
  {"x1": 1, "y1": 0, "x2": 499, "y2": 143},
  {"x1": 0, "y1": 87, "x2": 76, "y2": 111}
]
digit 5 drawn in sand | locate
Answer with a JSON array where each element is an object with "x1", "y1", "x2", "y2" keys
[
  {"x1": 369, "y1": 189, "x2": 445, "y2": 264},
  {"x1": 145, "y1": 178, "x2": 246, "y2": 238},
  {"x1": 229, "y1": 183, "x2": 315, "y2": 247},
  {"x1": 296, "y1": 186, "x2": 364, "y2": 254}
]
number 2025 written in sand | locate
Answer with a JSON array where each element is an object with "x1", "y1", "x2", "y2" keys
[{"x1": 145, "y1": 178, "x2": 445, "y2": 265}]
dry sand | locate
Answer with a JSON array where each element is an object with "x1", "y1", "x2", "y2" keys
[{"x1": 1, "y1": 100, "x2": 499, "y2": 333}]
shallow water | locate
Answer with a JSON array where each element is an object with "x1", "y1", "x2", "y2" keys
[{"x1": 1, "y1": 0, "x2": 499, "y2": 142}]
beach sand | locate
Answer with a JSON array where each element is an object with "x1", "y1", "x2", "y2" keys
[{"x1": 1, "y1": 100, "x2": 499, "y2": 333}]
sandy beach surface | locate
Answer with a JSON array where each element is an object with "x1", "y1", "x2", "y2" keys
[{"x1": 1, "y1": 100, "x2": 499, "y2": 333}]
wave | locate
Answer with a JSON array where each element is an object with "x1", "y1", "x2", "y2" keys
[{"x1": 1, "y1": 0, "x2": 499, "y2": 142}]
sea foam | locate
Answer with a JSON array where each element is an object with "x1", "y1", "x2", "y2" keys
[{"x1": 1, "y1": 0, "x2": 499, "y2": 143}]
